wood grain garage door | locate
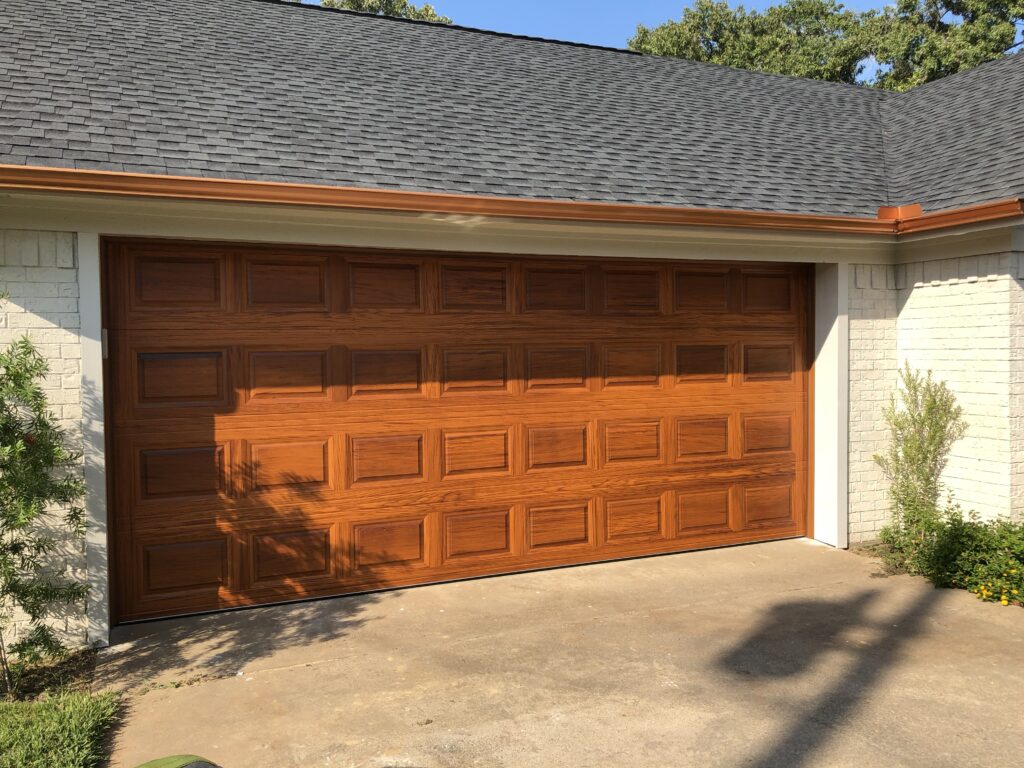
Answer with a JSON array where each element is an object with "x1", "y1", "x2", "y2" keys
[{"x1": 105, "y1": 239, "x2": 809, "y2": 621}]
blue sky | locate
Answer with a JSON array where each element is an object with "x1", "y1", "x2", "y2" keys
[{"x1": 305, "y1": 1, "x2": 886, "y2": 49}]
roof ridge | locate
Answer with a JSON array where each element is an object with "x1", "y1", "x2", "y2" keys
[
  {"x1": 248, "y1": 0, "x2": 897, "y2": 99},
  {"x1": 246, "y1": 0, "x2": 641, "y2": 56},
  {"x1": 644, "y1": 54, "x2": 893, "y2": 97}
]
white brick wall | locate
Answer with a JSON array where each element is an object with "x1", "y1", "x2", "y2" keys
[
  {"x1": 1010, "y1": 281, "x2": 1024, "y2": 523},
  {"x1": 896, "y1": 255, "x2": 1019, "y2": 519},
  {"x1": 848, "y1": 265, "x2": 899, "y2": 542},
  {"x1": 848, "y1": 253, "x2": 1024, "y2": 543},
  {"x1": 0, "y1": 230, "x2": 87, "y2": 646}
]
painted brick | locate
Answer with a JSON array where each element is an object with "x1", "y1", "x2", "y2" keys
[
  {"x1": 849, "y1": 252, "x2": 1024, "y2": 542},
  {"x1": 848, "y1": 264, "x2": 898, "y2": 544},
  {"x1": 0, "y1": 229, "x2": 86, "y2": 647}
]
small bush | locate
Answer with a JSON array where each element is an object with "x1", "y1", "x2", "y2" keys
[
  {"x1": 942, "y1": 514, "x2": 1024, "y2": 606},
  {"x1": 875, "y1": 363, "x2": 1023, "y2": 606},
  {"x1": 874, "y1": 363, "x2": 966, "y2": 574},
  {"x1": 0, "y1": 336, "x2": 87, "y2": 696},
  {"x1": 0, "y1": 691, "x2": 119, "y2": 768}
]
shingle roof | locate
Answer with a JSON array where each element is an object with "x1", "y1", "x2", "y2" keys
[
  {"x1": 881, "y1": 52, "x2": 1024, "y2": 213},
  {"x1": 1, "y1": 0, "x2": 1022, "y2": 218}
]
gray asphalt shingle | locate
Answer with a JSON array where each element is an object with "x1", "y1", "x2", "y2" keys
[
  {"x1": 1, "y1": 0, "x2": 1021, "y2": 216},
  {"x1": 881, "y1": 52, "x2": 1024, "y2": 213}
]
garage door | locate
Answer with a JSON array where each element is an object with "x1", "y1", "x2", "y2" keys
[{"x1": 106, "y1": 239, "x2": 809, "y2": 621}]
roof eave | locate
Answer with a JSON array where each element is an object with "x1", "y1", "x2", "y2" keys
[
  {"x1": 0, "y1": 164, "x2": 1019, "y2": 238},
  {"x1": 895, "y1": 198, "x2": 1024, "y2": 234}
]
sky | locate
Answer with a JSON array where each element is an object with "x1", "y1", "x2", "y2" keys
[{"x1": 303, "y1": 1, "x2": 886, "y2": 49}]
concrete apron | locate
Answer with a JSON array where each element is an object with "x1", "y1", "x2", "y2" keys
[{"x1": 100, "y1": 539, "x2": 1024, "y2": 768}]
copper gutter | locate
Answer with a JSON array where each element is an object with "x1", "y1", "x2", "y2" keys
[{"x1": 0, "y1": 165, "x2": 1020, "y2": 237}]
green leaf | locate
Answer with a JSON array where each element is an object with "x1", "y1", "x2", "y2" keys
[
  {"x1": 319, "y1": 0, "x2": 452, "y2": 24},
  {"x1": 0, "y1": 337, "x2": 87, "y2": 697},
  {"x1": 629, "y1": 0, "x2": 1024, "y2": 89}
]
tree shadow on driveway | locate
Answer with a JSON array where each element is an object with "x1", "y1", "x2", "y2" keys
[
  {"x1": 93, "y1": 589, "x2": 389, "y2": 694},
  {"x1": 93, "y1": 463, "x2": 405, "y2": 695},
  {"x1": 718, "y1": 588, "x2": 940, "y2": 768}
]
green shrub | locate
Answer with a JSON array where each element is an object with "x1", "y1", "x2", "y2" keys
[
  {"x1": 874, "y1": 363, "x2": 966, "y2": 574},
  {"x1": 944, "y1": 515, "x2": 1024, "y2": 606},
  {"x1": 0, "y1": 337, "x2": 87, "y2": 697},
  {"x1": 875, "y1": 363, "x2": 1023, "y2": 606},
  {"x1": 0, "y1": 691, "x2": 119, "y2": 768}
]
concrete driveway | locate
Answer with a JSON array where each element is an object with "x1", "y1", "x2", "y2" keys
[{"x1": 100, "y1": 539, "x2": 1024, "y2": 768}]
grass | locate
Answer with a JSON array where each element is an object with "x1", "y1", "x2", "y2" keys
[
  {"x1": 0, "y1": 691, "x2": 120, "y2": 768},
  {"x1": 0, "y1": 650, "x2": 120, "y2": 768}
]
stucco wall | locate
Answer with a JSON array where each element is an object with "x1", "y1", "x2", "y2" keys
[
  {"x1": 0, "y1": 229, "x2": 88, "y2": 646},
  {"x1": 848, "y1": 252, "x2": 1024, "y2": 543}
]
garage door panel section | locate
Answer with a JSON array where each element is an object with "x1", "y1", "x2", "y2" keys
[
  {"x1": 522, "y1": 265, "x2": 589, "y2": 313},
  {"x1": 603, "y1": 494, "x2": 666, "y2": 544},
  {"x1": 136, "y1": 350, "x2": 229, "y2": 407},
  {"x1": 131, "y1": 532, "x2": 235, "y2": 617},
  {"x1": 142, "y1": 537, "x2": 229, "y2": 595},
  {"x1": 247, "y1": 525, "x2": 337, "y2": 587},
  {"x1": 440, "y1": 262, "x2": 512, "y2": 312},
  {"x1": 138, "y1": 444, "x2": 229, "y2": 502},
  {"x1": 741, "y1": 410, "x2": 798, "y2": 458},
  {"x1": 441, "y1": 346, "x2": 515, "y2": 395},
  {"x1": 525, "y1": 423, "x2": 592, "y2": 472},
  {"x1": 442, "y1": 508, "x2": 514, "y2": 562},
  {"x1": 121, "y1": 433, "x2": 236, "y2": 516},
  {"x1": 442, "y1": 427, "x2": 513, "y2": 479},
  {"x1": 601, "y1": 267, "x2": 665, "y2": 315},
  {"x1": 676, "y1": 486, "x2": 734, "y2": 537},
  {"x1": 741, "y1": 477, "x2": 801, "y2": 530},
  {"x1": 243, "y1": 253, "x2": 331, "y2": 312},
  {"x1": 742, "y1": 341, "x2": 799, "y2": 385},
  {"x1": 248, "y1": 437, "x2": 334, "y2": 494},
  {"x1": 126, "y1": 245, "x2": 230, "y2": 314},
  {"x1": 601, "y1": 419, "x2": 664, "y2": 466},
  {"x1": 348, "y1": 258, "x2": 426, "y2": 311},
  {"x1": 526, "y1": 500, "x2": 595, "y2": 552},
  {"x1": 347, "y1": 433, "x2": 427, "y2": 486},
  {"x1": 246, "y1": 348, "x2": 334, "y2": 404},
  {"x1": 602, "y1": 343, "x2": 663, "y2": 389},
  {"x1": 348, "y1": 515, "x2": 432, "y2": 575},
  {"x1": 525, "y1": 345, "x2": 591, "y2": 393},
  {"x1": 107, "y1": 239, "x2": 808, "y2": 621}
]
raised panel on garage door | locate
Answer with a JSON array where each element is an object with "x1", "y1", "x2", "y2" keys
[{"x1": 106, "y1": 239, "x2": 809, "y2": 621}]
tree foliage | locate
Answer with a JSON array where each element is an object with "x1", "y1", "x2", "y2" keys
[
  {"x1": 630, "y1": 0, "x2": 871, "y2": 83},
  {"x1": 320, "y1": 0, "x2": 452, "y2": 23},
  {"x1": 0, "y1": 338, "x2": 86, "y2": 698},
  {"x1": 630, "y1": 0, "x2": 1024, "y2": 90},
  {"x1": 869, "y1": 0, "x2": 1024, "y2": 90}
]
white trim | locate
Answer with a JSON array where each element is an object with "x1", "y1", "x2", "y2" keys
[
  {"x1": 0, "y1": 191, "x2": 897, "y2": 265},
  {"x1": 77, "y1": 232, "x2": 110, "y2": 646},
  {"x1": 812, "y1": 263, "x2": 850, "y2": 548},
  {"x1": 1012, "y1": 225, "x2": 1024, "y2": 255}
]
